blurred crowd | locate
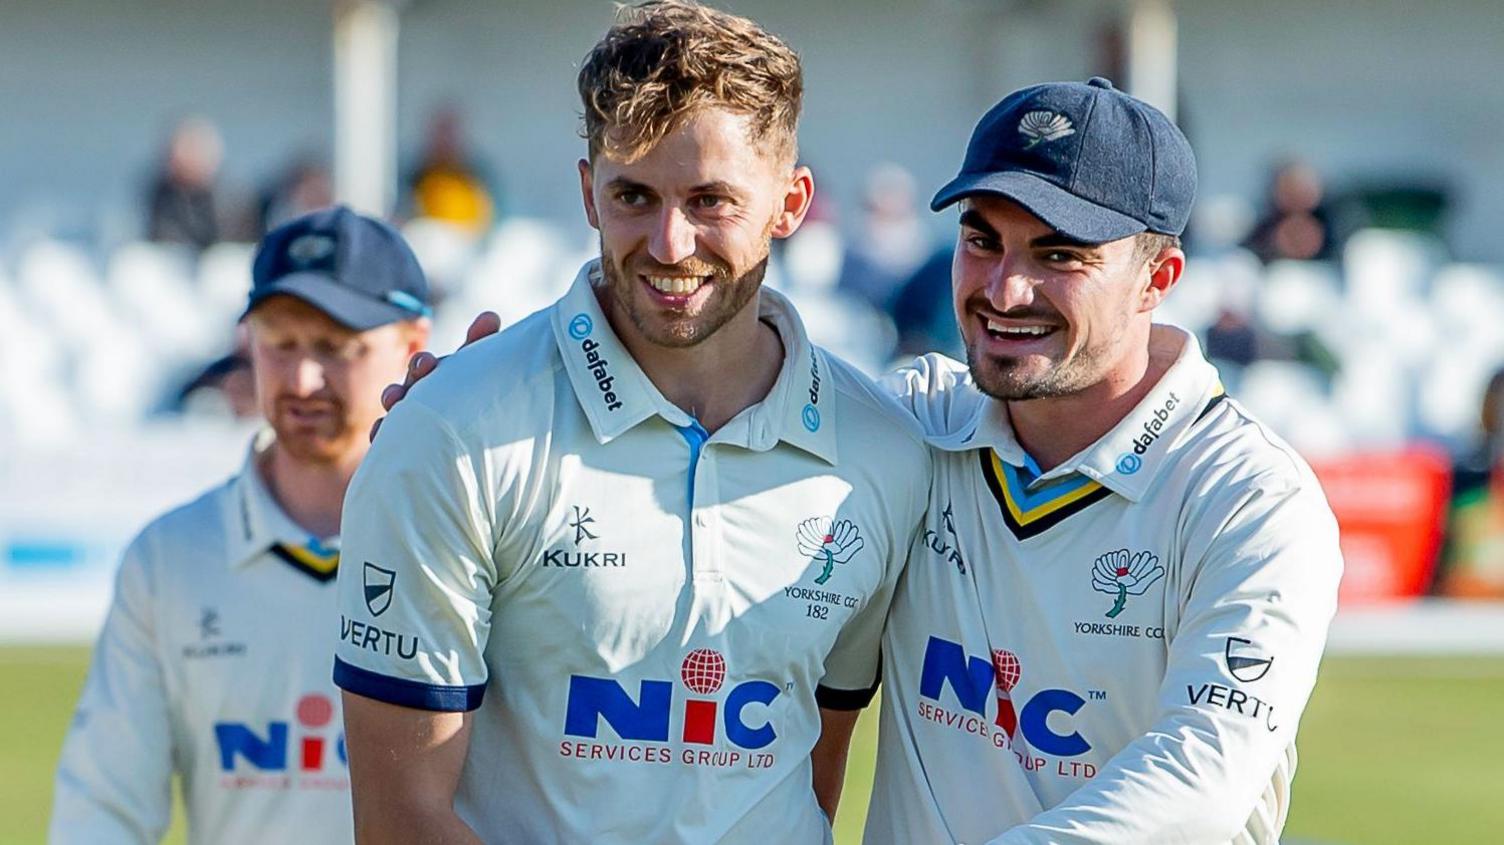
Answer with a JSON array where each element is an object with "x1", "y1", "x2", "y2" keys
[
  {"x1": 5, "y1": 111, "x2": 1504, "y2": 600},
  {"x1": 145, "y1": 110, "x2": 498, "y2": 251}
]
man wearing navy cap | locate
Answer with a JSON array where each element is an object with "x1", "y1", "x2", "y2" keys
[
  {"x1": 50, "y1": 206, "x2": 430, "y2": 844},
  {"x1": 865, "y1": 78, "x2": 1342, "y2": 844}
]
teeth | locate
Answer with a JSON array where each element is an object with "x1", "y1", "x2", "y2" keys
[
  {"x1": 647, "y1": 275, "x2": 705, "y2": 296},
  {"x1": 986, "y1": 319, "x2": 1051, "y2": 336}
]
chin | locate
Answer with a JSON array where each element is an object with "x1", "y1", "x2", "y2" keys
[
  {"x1": 273, "y1": 427, "x2": 358, "y2": 464},
  {"x1": 968, "y1": 354, "x2": 1063, "y2": 402}
]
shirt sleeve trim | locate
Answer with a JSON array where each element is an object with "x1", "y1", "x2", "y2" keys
[
  {"x1": 815, "y1": 681, "x2": 879, "y2": 711},
  {"x1": 333, "y1": 657, "x2": 486, "y2": 712}
]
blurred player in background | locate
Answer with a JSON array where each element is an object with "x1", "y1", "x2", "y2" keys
[
  {"x1": 868, "y1": 79, "x2": 1342, "y2": 844},
  {"x1": 332, "y1": 2, "x2": 928, "y2": 843},
  {"x1": 49, "y1": 206, "x2": 430, "y2": 844}
]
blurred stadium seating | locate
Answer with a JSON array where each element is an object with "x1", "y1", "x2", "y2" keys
[
  {"x1": 5, "y1": 218, "x2": 1504, "y2": 639},
  {"x1": 5, "y1": 221, "x2": 1501, "y2": 451}
]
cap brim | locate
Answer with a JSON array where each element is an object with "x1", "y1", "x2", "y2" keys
[
  {"x1": 930, "y1": 170, "x2": 1147, "y2": 244},
  {"x1": 243, "y1": 272, "x2": 413, "y2": 331}
]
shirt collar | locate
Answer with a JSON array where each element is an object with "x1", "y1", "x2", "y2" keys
[
  {"x1": 942, "y1": 325, "x2": 1223, "y2": 502},
  {"x1": 550, "y1": 261, "x2": 839, "y2": 464},
  {"x1": 722, "y1": 285, "x2": 838, "y2": 464},
  {"x1": 552, "y1": 261, "x2": 671, "y2": 443},
  {"x1": 224, "y1": 429, "x2": 340, "y2": 569}
]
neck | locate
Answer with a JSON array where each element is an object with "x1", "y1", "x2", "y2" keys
[
  {"x1": 259, "y1": 441, "x2": 362, "y2": 539},
  {"x1": 1008, "y1": 328, "x2": 1175, "y2": 472},
  {"x1": 610, "y1": 292, "x2": 785, "y2": 433}
]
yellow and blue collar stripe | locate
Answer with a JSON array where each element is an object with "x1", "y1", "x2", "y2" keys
[
  {"x1": 270, "y1": 538, "x2": 340, "y2": 583},
  {"x1": 979, "y1": 449, "x2": 1113, "y2": 540}
]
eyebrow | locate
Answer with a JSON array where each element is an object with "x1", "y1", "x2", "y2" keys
[
  {"x1": 690, "y1": 180, "x2": 742, "y2": 196},
  {"x1": 604, "y1": 177, "x2": 745, "y2": 198},
  {"x1": 604, "y1": 177, "x2": 655, "y2": 195},
  {"x1": 1028, "y1": 233, "x2": 1097, "y2": 250},
  {"x1": 958, "y1": 209, "x2": 1000, "y2": 240},
  {"x1": 959, "y1": 209, "x2": 1093, "y2": 250}
]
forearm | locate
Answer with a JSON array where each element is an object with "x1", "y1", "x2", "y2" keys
[{"x1": 810, "y1": 707, "x2": 862, "y2": 822}]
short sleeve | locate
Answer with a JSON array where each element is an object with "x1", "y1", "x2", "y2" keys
[
  {"x1": 333, "y1": 399, "x2": 497, "y2": 712},
  {"x1": 815, "y1": 466, "x2": 929, "y2": 710}
]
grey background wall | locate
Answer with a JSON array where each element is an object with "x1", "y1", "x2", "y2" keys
[{"x1": 3, "y1": 0, "x2": 1501, "y2": 258}]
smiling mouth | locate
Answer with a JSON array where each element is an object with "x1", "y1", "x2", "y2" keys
[
  {"x1": 643, "y1": 274, "x2": 711, "y2": 298},
  {"x1": 281, "y1": 403, "x2": 337, "y2": 424},
  {"x1": 982, "y1": 316, "x2": 1060, "y2": 341}
]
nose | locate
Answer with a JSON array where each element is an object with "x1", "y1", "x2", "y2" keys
[
  {"x1": 648, "y1": 206, "x2": 698, "y2": 266},
  {"x1": 987, "y1": 257, "x2": 1036, "y2": 314},
  {"x1": 288, "y1": 355, "x2": 325, "y2": 397}
]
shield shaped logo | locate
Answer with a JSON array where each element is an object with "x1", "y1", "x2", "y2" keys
[
  {"x1": 363, "y1": 562, "x2": 396, "y2": 617},
  {"x1": 1224, "y1": 636, "x2": 1273, "y2": 683}
]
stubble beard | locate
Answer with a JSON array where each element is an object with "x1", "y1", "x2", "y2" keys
[
  {"x1": 598, "y1": 230, "x2": 773, "y2": 349},
  {"x1": 966, "y1": 330, "x2": 1115, "y2": 402},
  {"x1": 269, "y1": 400, "x2": 360, "y2": 465}
]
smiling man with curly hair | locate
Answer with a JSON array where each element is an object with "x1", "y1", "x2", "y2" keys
[{"x1": 333, "y1": 3, "x2": 930, "y2": 843}]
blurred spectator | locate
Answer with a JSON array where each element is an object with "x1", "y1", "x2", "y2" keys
[
  {"x1": 171, "y1": 324, "x2": 258, "y2": 419},
  {"x1": 838, "y1": 163, "x2": 931, "y2": 311},
  {"x1": 146, "y1": 117, "x2": 224, "y2": 251},
  {"x1": 889, "y1": 244, "x2": 962, "y2": 359},
  {"x1": 1242, "y1": 159, "x2": 1333, "y2": 263},
  {"x1": 257, "y1": 156, "x2": 334, "y2": 235},
  {"x1": 405, "y1": 107, "x2": 497, "y2": 234},
  {"x1": 1439, "y1": 369, "x2": 1504, "y2": 597},
  {"x1": 1454, "y1": 369, "x2": 1504, "y2": 498},
  {"x1": 1205, "y1": 306, "x2": 1260, "y2": 369}
]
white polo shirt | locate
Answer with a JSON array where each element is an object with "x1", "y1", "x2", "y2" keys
[
  {"x1": 866, "y1": 327, "x2": 1343, "y2": 845},
  {"x1": 333, "y1": 261, "x2": 930, "y2": 844},
  {"x1": 52, "y1": 431, "x2": 351, "y2": 845}
]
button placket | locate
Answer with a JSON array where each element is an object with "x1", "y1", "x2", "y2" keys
[{"x1": 691, "y1": 447, "x2": 723, "y2": 582}]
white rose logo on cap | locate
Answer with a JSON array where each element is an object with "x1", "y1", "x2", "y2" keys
[{"x1": 1018, "y1": 110, "x2": 1075, "y2": 149}]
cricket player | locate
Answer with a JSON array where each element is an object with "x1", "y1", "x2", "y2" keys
[
  {"x1": 50, "y1": 206, "x2": 431, "y2": 844},
  {"x1": 332, "y1": 3, "x2": 929, "y2": 843},
  {"x1": 401, "y1": 78, "x2": 1344, "y2": 844},
  {"x1": 865, "y1": 79, "x2": 1343, "y2": 844}
]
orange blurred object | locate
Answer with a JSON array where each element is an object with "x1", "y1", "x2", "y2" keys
[{"x1": 1309, "y1": 449, "x2": 1452, "y2": 604}]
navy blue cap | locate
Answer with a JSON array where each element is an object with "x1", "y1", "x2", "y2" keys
[
  {"x1": 246, "y1": 206, "x2": 431, "y2": 330},
  {"x1": 931, "y1": 77, "x2": 1197, "y2": 243}
]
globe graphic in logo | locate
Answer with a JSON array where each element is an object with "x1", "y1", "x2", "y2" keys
[
  {"x1": 991, "y1": 649, "x2": 1021, "y2": 693},
  {"x1": 681, "y1": 648, "x2": 728, "y2": 695},
  {"x1": 296, "y1": 693, "x2": 335, "y2": 728}
]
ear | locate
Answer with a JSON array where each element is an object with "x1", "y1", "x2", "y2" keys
[
  {"x1": 770, "y1": 164, "x2": 815, "y2": 240},
  {"x1": 578, "y1": 159, "x2": 600, "y2": 230},
  {"x1": 1139, "y1": 246, "x2": 1185, "y2": 313},
  {"x1": 405, "y1": 318, "x2": 432, "y2": 356}
]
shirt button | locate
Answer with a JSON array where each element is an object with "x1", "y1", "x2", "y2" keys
[{"x1": 694, "y1": 513, "x2": 708, "y2": 527}]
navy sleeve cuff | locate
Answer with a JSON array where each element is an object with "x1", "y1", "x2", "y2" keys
[
  {"x1": 816, "y1": 680, "x2": 879, "y2": 711},
  {"x1": 333, "y1": 657, "x2": 486, "y2": 712}
]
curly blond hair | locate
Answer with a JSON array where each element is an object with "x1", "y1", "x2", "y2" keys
[{"x1": 578, "y1": 1, "x2": 803, "y2": 164}]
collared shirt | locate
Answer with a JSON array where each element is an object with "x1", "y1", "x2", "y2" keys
[
  {"x1": 866, "y1": 326, "x2": 1343, "y2": 845},
  {"x1": 51, "y1": 431, "x2": 351, "y2": 845},
  {"x1": 333, "y1": 261, "x2": 930, "y2": 844}
]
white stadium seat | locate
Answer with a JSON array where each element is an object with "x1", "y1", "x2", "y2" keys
[
  {"x1": 108, "y1": 241, "x2": 233, "y2": 365},
  {"x1": 196, "y1": 241, "x2": 257, "y2": 325},
  {"x1": 1257, "y1": 260, "x2": 1342, "y2": 335}
]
